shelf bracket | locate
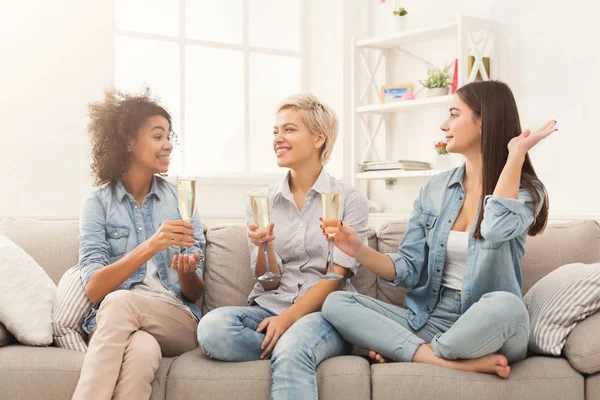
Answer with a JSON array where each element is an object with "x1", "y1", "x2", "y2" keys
[{"x1": 385, "y1": 178, "x2": 397, "y2": 189}]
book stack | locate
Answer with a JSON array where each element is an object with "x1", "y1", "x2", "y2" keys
[{"x1": 359, "y1": 160, "x2": 431, "y2": 172}]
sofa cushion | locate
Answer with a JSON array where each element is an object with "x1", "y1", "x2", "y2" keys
[
  {"x1": 524, "y1": 262, "x2": 600, "y2": 356},
  {"x1": 52, "y1": 265, "x2": 92, "y2": 352},
  {"x1": 150, "y1": 357, "x2": 176, "y2": 400},
  {"x1": 166, "y1": 348, "x2": 371, "y2": 400},
  {"x1": 370, "y1": 356, "x2": 583, "y2": 400},
  {"x1": 167, "y1": 347, "x2": 271, "y2": 400},
  {"x1": 521, "y1": 220, "x2": 600, "y2": 295},
  {"x1": 587, "y1": 373, "x2": 600, "y2": 400},
  {"x1": 564, "y1": 311, "x2": 600, "y2": 374},
  {"x1": 0, "y1": 218, "x2": 79, "y2": 284},
  {"x1": 202, "y1": 225, "x2": 255, "y2": 315},
  {"x1": 0, "y1": 235, "x2": 57, "y2": 346},
  {"x1": 317, "y1": 355, "x2": 371, "y2": 400},
  {"x1": 0, "y1": 345, "x2": 84, "y2": 400},
  {"x1": 375, "y1": 221, "x2": 409, "y2": 306},
  {"x1": 0, "y1": 344, "x2": 173, "y2": 400},
  {"x1": 0, "y1": 322, "x2": 15, "y2": 347}
]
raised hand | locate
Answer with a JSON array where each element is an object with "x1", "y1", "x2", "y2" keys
[{"x1": 508, "y1": 120, "x2": 558, "y2": 157}]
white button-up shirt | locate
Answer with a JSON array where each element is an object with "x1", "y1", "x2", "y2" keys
[{"x1": 246, "y1": 169, "x2": 370, "y2": 315}]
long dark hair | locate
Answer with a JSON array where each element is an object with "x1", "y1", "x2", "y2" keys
[
  {"x1": 456, "y1": 80, "x2": 549, "y2": 238},
  {"x1": 87, "y1": 87, "x2": 174, "y2": 186}
]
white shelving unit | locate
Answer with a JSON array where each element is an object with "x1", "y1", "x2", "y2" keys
[
  {"x1": 356, "y1": 22, "x2": 458, "y2": 49},
  {"x1": 351, "y1": 15, "x2": 500, "y2": 191}
]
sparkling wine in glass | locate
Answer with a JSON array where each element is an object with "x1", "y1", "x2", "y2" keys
[
  {"x1": 177, "y1": 174, "x2": 196, "y2": 256},
  {"x1": 321, "y1": 192, "x2": 344, "y2": 280},
  {"x1": 249, "y1": 189, "x2": 280, "y2": 282}
]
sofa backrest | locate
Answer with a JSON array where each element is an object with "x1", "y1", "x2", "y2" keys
[
  {"x1": 520, "y1": 220, "x2": 600, "y2": 294},
  {"x1": 0, "y1": 217, "x2": 79, "y2": 284},
  {"x1": 374, "y1": 220, "x2": 600, "y2": 306},
  {"x1": 2, "y1": 217, "x2": 598, "y2": 314}
]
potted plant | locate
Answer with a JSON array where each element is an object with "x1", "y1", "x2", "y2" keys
[
  {"x1": 380, "y1": 0, "x2": 408, "y2": 31},
  {"x1": 434, "y1": 140, "x2": 451, "y2": 169},
  {"x1": 420, "y1": 65, "x2": 451, "y2": 97}
]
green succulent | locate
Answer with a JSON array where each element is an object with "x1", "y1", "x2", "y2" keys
[
  {"x1": 393, "y1": 7, "x2": 408, "y2": 16},
  {"x1": 419, "y1": 65, "x2": 451, "y2": 89}
]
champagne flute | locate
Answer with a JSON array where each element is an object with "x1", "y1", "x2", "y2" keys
[
  {"x1": 177, "y1": 174, "x2": 197, "y2": 256},
  {"x1": 321, "y1": 192, "x2": 344, "y2": 280},
  {"x1": 249, "y1": 189, "x2": 280, "y2": 282}
]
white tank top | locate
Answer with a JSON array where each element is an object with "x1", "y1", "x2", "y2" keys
[{"x1": 441, "y1": 230, "x2": 469, "y2": 290}]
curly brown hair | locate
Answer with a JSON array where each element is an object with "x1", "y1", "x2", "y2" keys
[{"x1": 88, "y1": 87, "x2": 174, "y2": 186}]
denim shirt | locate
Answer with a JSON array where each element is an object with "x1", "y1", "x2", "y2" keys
[
  {"x1": 79, "y1": 176, "x2": 206, "y2": 333},
  {"x1": 384, "y1": 164, "x2": 544, "y2": 330}
]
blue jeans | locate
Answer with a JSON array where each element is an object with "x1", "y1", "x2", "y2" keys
[
  {"x1": 322, "y1": 288, "x2": 529, "y2": 364},
  {"x1": 197, "y1": 305, "x2": 352, "y2": 400}
]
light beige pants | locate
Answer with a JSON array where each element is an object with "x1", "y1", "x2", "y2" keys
[{"x1": 72, "y1": 291, "x2": 198, "y2": 400}]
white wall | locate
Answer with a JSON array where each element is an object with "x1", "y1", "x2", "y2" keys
[
  {"x1": 0, "y1": 0, "x2": 114, "y2": 219},
  {"x1": 365, "y1": 0, "x2": 600, "y2": 220}
]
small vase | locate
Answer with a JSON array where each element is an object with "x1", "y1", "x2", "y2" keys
[
  {"x1": 427, "y1": 87, "x2": 449, "y2": 97},
  {"x1": 388, "y1": 16, "x2": 406, "y2": 32},
  {"x1": 435, "y1": 154, "x2": 452, "y2": 170}
]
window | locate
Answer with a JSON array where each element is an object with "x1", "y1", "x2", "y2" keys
[{"x1": 115, "y1": 0, "x2": 305, "y2": 177}]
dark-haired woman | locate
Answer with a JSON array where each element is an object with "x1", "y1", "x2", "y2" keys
[
  {"x1": 321, "y1": 80, "x2": 556, "y2": 379},
  {"x1": 72, "y1": 89, "x2": 205, "y2": 400}
]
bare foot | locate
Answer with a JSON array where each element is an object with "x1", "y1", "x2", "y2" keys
[
  {"x1": 461, "y1": 353, "x2": 511, "y2": 378},
  {"x1": 368, "y1": 350, "x2": 386, "y2": 364},
  {"x1": 413, "y1": 344, "x2": 511, "y2": 379},
  {"x1": 368, "y1": 350, "x2": 393, "y2": 364}
]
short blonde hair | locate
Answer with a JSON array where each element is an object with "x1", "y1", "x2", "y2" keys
[{"x1": 277, "y1": 93, "x2": 338, "y2": 165}]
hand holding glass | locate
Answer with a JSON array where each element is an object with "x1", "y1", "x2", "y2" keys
[
  {"x1": 321, "y1": 192, "x2": 344, "y2": 280},
  {"x1": 177, "y1": 175, "x2": 196, "y2": 256},
  {"x1": 249, "y1": 190, "x2": 280, "y2": 282}
]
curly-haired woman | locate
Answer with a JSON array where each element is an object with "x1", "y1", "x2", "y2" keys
[{"x1": 72, "y1": 88, "x2": 205, "y2": 400}]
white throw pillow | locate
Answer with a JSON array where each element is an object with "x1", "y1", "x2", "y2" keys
[
  {"x1": 524, "y1": 263, "x2": 600, "y2": 356},
  {"x1": 0, "y1": 235, "x2": 57, "y2": 345},
  {"x1": 52, "y1": 265, "x2": 93, "y2": 352}
]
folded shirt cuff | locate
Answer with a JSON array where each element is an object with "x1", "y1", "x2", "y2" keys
[
  {"x1": 80, "y1": 262, "x2": 104, "y2": 287},
  {"x1": 378, "y1": 253, "x2": 402, "y2": 286},
  {"x1": 333, "y1": 248, "x2": 359, "y2": 278},
  {"x1": 484, "y1": 195, "x2": 526, "y2": 215}
]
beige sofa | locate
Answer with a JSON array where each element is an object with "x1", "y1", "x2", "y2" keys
[{"x1": 0, "y1": 217, "x2": 599, "y2": 400}]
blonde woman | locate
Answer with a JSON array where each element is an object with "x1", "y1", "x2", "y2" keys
[{"x1": 197, "y1": 94, "x2": 369, "y2": 399}]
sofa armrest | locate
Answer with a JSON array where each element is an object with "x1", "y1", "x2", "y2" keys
[
  {"x1": 564, "y1": 311, "x2": 600, "y2": 374},
  {"x1": 0, "y1": 322, "x2": 16, "y2": 347}
]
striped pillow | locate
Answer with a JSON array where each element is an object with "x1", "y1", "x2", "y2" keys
[
  {"x1": 52, "y1": 265, "x2": 93, "y2": 352},
  {"x1": 524, "y1": 263, "x2": 600, "y2": 356}
]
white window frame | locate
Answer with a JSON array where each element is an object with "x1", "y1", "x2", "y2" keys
[{"x1": 114, "y1": 0, "x2": 308, "y2": 184}]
